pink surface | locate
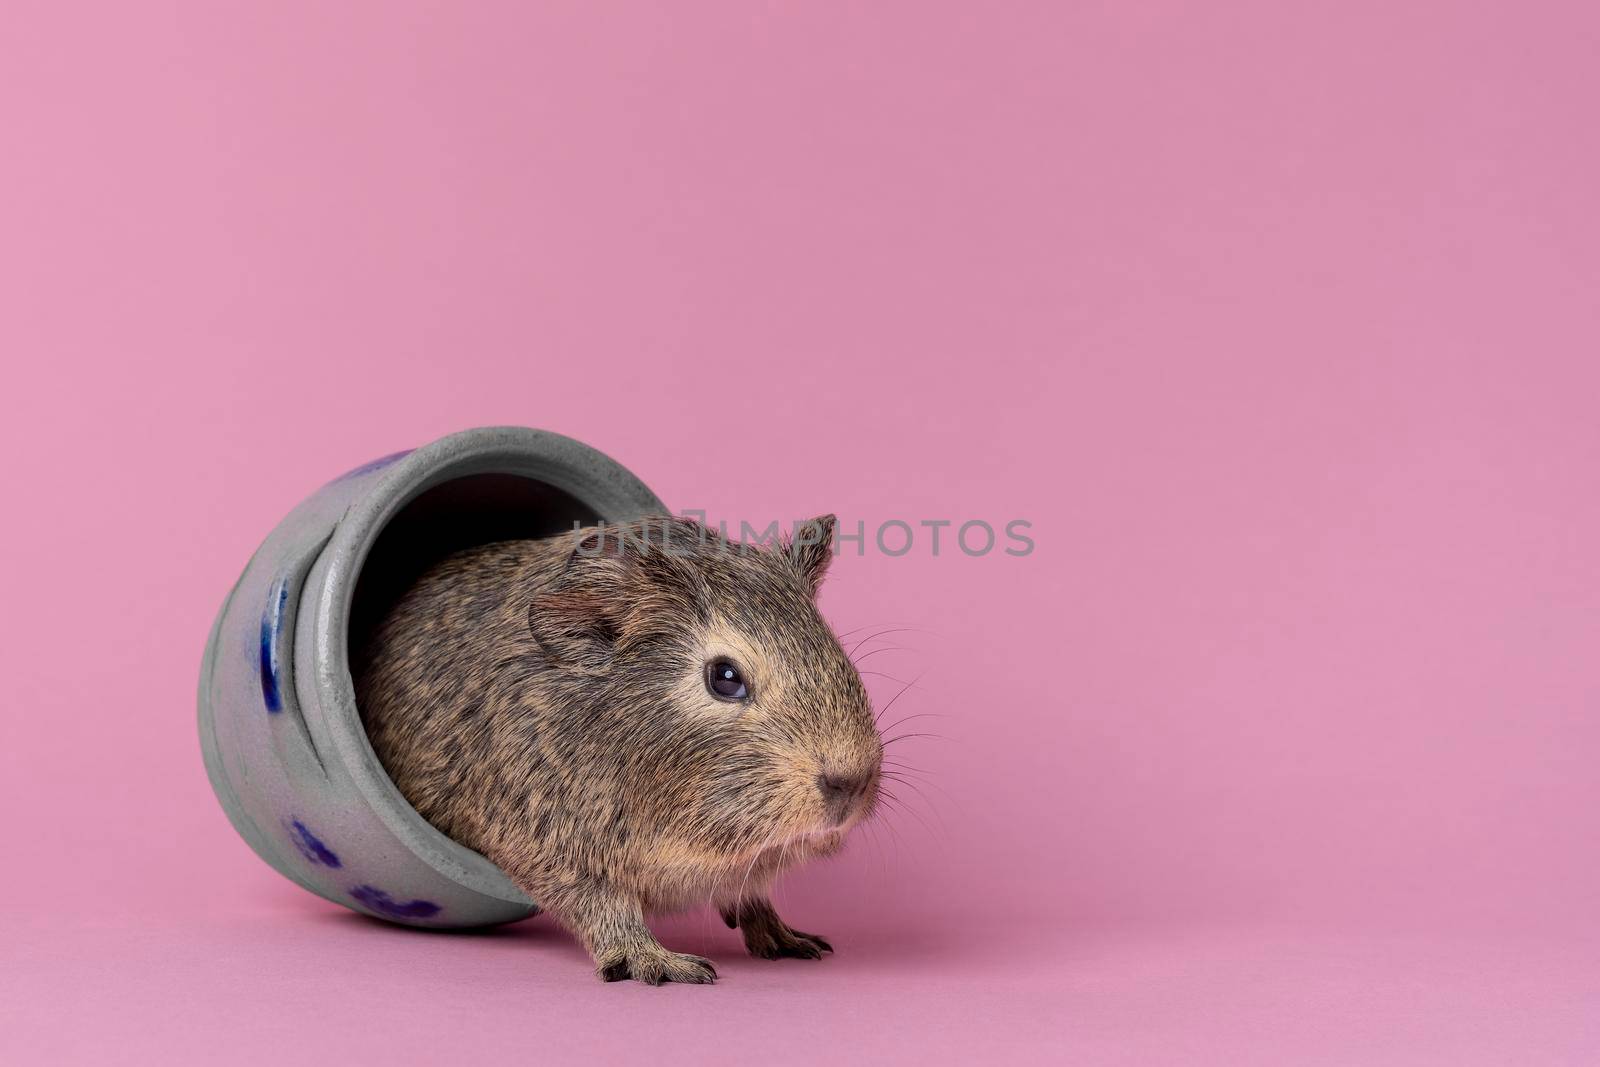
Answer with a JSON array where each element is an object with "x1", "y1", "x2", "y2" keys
[{"x1": 3, "y1": 2, "x2": 1598, "y2": 1063}]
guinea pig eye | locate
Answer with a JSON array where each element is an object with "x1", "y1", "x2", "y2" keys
[{"x1": 705, "y1": 659, "x2": 749, "y2": 702}]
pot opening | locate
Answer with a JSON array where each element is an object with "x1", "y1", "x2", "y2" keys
[{"x1": 347, "y1": 472, "x2": 601, "y2": 677}]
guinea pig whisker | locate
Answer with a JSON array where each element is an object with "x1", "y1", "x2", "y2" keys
[
  {"x1": 878, "y1": 772, "x2": 924, "y2": 803},
  {"x1": 878, "y1": 768, "x2": 934, "y2": 791},
  {"x1": 858, "y1": 669, "x2": 924, "y2": 687},
  {"x1": 880, "y1": 765, "x2": 954, "y2": 806},
  {"x1": 878, "y1": 711, "x2": 945, "y2": 736},
  {"x1": 877, "y1": 772, "x2": 950, "y2": 831},
  {"x1": 843, "y1": 626, "x2": 899, "y2": 653},
  {"x1": 881, "y1": 731, "x2": 948, "y2": 747},
  {"x1": 869, "y1": 793, "x2": 915, "y2": 853},
  {"x1": 874, "y1": 789, "x2": 942, "y2": 845},
  {"x1": 852, "y1": 645, "x2": 910, "y2": 666},
  {"x1": 880, "y1": 760, "x2": 937, "y2": 782},
  {"x1": 872, "y1": 670, "x2": 926, "y2": 726},
  {"x1": 874, "y1": 817, "x2": 903, "y2": 876},
  {"x1": 880, "y1": 709, "x2": 945, "y2": 725},
  {"x1": 862, "y1": 800, "x2": 904, "y2": 863},
  {"x1": 857, "y1": 819, "x2": 887, "y2": 884},
  {"x1": 846, "y1": 626, "x2": 924, "y2": 657}
]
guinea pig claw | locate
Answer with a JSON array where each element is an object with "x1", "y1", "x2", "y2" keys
[{"x1": 796, "y1": 931, "x2": 833, "y2": 954}]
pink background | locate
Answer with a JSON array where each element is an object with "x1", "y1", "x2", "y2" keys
[{"x1": 3, "y1": 2, "x2": 1598, "y2": 1062}]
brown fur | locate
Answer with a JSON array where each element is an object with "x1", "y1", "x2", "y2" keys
[{"x1": 355, "y1": 514, "x2": 882, "y2": 984}]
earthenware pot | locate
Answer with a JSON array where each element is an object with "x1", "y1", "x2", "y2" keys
[{"x1": 198, "y1": 427, "x2": 666, "y2": 927}]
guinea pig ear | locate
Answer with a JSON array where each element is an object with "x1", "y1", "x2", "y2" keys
[
  {"x1": 788, "y1": 513, "x2": 837, "y2": 597},
  {"x1": 524, "y1": 526, "x2": 630, "y2": 669},
  {"x1": 525, "y1": 586, "x2": 620, "y2": 671}
]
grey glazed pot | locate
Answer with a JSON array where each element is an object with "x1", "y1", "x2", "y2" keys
[{"x1": 198, "y1": 427, "x2": 666, "y2": 927}]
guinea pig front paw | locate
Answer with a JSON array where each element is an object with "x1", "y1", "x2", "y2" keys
[
  {"x1": 745, "y1": 923, "x2": 833, "y2": 961},
  {"x1": 598, "y1": 944, "x2": 719, "y2": 986},
  {"x1": 721, "y1": 898, "x2": 834, "y2": 961}
]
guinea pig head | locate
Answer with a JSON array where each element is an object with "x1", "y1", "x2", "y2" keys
[{"x1": 526, "y1": 514, "x2": 883, "y2": 866}]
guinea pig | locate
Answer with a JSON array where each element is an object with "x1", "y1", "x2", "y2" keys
[{"x1": 354, "y1": 514, "x2": 883, "y2": 984}]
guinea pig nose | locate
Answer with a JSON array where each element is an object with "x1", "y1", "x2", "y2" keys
[{"x1": 817, "y1": 772, "x2": 869, "y2": 804}]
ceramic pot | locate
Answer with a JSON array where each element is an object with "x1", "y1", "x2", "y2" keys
[{"x1": 197, "y1": 426, "x2": 666, "y2": 927}]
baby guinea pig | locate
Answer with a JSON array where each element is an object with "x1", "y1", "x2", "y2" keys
[{"x1": 355, "y1": 514, "x2": 883, "y2": 984}]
